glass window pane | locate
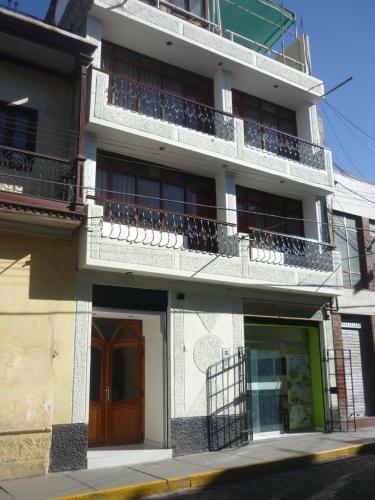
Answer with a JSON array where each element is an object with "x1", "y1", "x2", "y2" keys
[
  {"x1": 94, "y1": 318, "x2": 120, "y2": 343},
  {"x1": 0, "y1": 110, "x2": 6, "y2": 145},
  {"x1": 138, "y1": 178, "x2": 160, "y2": 208},
  {"x1": 90, "y1": 347, "x2": 102, "y2": 402},
  {"x1": 12, "y1": 114, "x2": 30, "y2": 150},
  {"x1": 190, "y1": 0, "x2": 204, "y2": 17},
  {"x1": 112, "y1": 347, "x2": 139, "y2": 401},
  {"x1": 96, "y1": 168, "x2": 109, "y2": 197}
]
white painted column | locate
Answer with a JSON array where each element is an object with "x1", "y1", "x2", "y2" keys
[
  {"x1": 83, "y1": 134, "x2": 97, "y2": 204},
  {"x1": 215, "y1": 169, "x2": 238, "y2": 255},
  {"x1": 213, "y1": 69, "x2": 233, "y2": 114},
  {"x1": 303, "y1": 196, "x2": 328, "y2": 242},
  {"x1": 215, "y1": 169, "x2": 237, "y2": 228},
  {"x1": 86, "y1": 15, "x2": 102, "y2": 67},
  {"x1": 296, "y1": 104, "x2": 320, "y2": 144}
]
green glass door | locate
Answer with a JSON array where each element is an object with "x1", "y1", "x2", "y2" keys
[
  {"x1": 249, "y1": 343, "x2": 283, "y2": 434},
  {"x1": 245, "y1": 322, "x2": 323, "y2": 436}
]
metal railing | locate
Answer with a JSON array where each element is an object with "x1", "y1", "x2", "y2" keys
[
  {"x1": 248, "y1": 227, "x2": 334, "y2": 271},
  {"x1": 224, "y1": 30, "x2": 306, "y2": 72},
  {"x1": 0, "y1": 145, "x2": 76, "y2": 202},
  {"x1": 207, "y1": 347, "x2": 251, "y2": 451},
  {"x1": 243, "y1": 120, "x2": 325, "y2": 170},
  {"x1": 107, "y1": 72, "x2": 235, "y2": 141},
  {"x1": 89, "y1": 195, "x2": 238, "y2": 256}
]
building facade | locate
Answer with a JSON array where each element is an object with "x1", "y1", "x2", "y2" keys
[
  {"x1": 2, "y1": 0, "x2": 347, "y2": 479},
  {"x1": 0, "y1": 8, "x2": 95, "y2": 479},
  {"x1": 329, "y1": 172, "x2": 375, "y2": 429}
]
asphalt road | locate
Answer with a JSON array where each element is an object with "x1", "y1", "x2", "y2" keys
[{"x1": 147, "y1": 453, "x2": 375, "y2": 500}]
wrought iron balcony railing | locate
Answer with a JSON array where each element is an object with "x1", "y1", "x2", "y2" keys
[
  {"x1": 248, "y1": 227, "x2": 334, "y2": 272},
  {"x1": 0, "y1": 145, "x2": 76, "y2": 203},
  {"x1": 89, "y1": 195, "x2": 238, "y2": 256},
  {"x1": 243, "y1": 120, "x2": 326, "y2": 170},
  {"x1": 107, "y1": 72, "x2": 235, "y2": 141}
]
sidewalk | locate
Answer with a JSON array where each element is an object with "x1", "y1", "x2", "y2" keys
[{"x1": 1, "y1": 430, "x2": 375, "y2": 500}]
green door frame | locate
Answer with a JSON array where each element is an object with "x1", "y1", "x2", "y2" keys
[{"x1": 244, "y1": 320, "x2": 325, "y2": 430}]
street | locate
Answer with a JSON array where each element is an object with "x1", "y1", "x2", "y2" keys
[{"x1": 147, "y1": 453, "x2": 375, "y2": 500}]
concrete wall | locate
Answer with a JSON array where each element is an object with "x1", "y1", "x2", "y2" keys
[
  {"x1": 81, "y1": 204, "x2": 343, "y2": 297},
  {"x1": 0, "y1": 233, "x2": 77, "y2": 479},
  {"x1": 0, "y1": 60, "x2": 74, "y2": 158}
]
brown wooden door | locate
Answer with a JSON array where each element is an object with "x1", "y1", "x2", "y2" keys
[{"x1": 88, "y1": 318, "x2": 144, "y2": 447}]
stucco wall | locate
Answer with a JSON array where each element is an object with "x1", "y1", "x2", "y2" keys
[
  {"x1": 0, "y1": 233, "x2": 77, "y2": 479},
  {"x1": 0, "y1": 60, "x2": 74, "y2": 158}
]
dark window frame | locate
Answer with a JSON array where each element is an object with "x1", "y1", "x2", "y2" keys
[
  {"x1": 0, "y1": 101, "x2": 38, "y2": 152},
  {"x1": 333, "y1": 211, "x2": 366, "y2": 289},
  {"x1": 232, "y1": 89, "x2": 297, "y2": 136},
  {"x1": 236, "y1": 185, "x2": 304, "y2": 237},
  {"x1": 101, "y1": 41, "x2": 214, "y2": 108},
  {"x1": 95, "y1": 152, "x2": 216, "y2": 220}
]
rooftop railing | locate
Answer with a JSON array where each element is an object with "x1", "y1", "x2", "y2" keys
[
  {"x1": 88, "y1": 195, "x2": 238, "y2": 256},
  {"x1": 0, "y1": 144, "x2": 76, "y2": 204},
  {"x1": 248, "y1": 227, "x2": 334, "y2": 272},
  {"x1": 107, "y1": 71, "x2": 235, "y2": 141},
  {"x1": 139, "y1": 0, "x2": 307, "y2": 73},
  {"x1": 243, "y1": 120, "x2": 326, "y2": 170}
]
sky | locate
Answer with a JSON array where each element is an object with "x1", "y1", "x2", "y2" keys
[{"x1": 5, "y1": 0, "x2": 375, "y2": 181}]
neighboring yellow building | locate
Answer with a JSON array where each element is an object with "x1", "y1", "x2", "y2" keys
[
  {"x1": 0, "y1": 234, "x2": 77, "y2": 478},
  {"x1": 0, "y1": 8, "x2": 95, "y2": 479}
]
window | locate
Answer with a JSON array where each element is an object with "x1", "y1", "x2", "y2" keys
[
  {"x1": 102, "y1": 42, "x2": 213, "y2": 106},
  {"x1": 236, "y1": 186, "x2": 304, "y2": 236},
  {"x1": 102, "y1": 42, "x2": 214, "y2": 129},
  {"x1": 232, "y1": 91, "x2": 297, "y2": 136},
  {"x1": 0, "y1": 102, "x2": 37, "y2": 151},
  {"x1": 232, "y1": 90, "x2": 298, "y2": 160},
  {"x1": 167, "y1": 0, "x2": 207, "y2": 18},
  {"x1": 333, "y1": 213, "x2": 364, "y2": 288},
  {"x1": 369, "y1": 220, "x2": 375, "y2": 270},
  {"x1": 95, "y1": 153, "x2": 216, "y2": 221}
]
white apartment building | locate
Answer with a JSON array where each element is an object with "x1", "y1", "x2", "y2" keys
[{"x1": 48, "y1": 0, "x2": 343, "y2": 470}]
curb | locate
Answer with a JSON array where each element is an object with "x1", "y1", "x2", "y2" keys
[{"x1": 53, "y1": 441, "x2": 375, "y2": 500}]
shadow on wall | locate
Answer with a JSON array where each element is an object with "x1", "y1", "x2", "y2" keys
[
  {"x1": 206, "y1": 349, "x2": 250, "y2": 452},
  {"x1": 0, "y1": 233, "x2": 77, "y2": 303}
]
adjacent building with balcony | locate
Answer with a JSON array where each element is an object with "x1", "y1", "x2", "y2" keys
[
  {"x1": 0, "y1": 7, "x2": 96, "y2": 479},
  {"x1": 37, "y1": 0, "x2": 342, "y2": 473},
  {"x1": 328, "y1": 171, "x2": 375, "y2": 431}
]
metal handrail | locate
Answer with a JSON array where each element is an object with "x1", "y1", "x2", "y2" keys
[
  {"x1": 247, "y1": 226, "x2": 333, "y2": 247},
  {"x1": 224, "y1": 29, "x2": 306, "y2": 72},
  {"x1": 0, "y1": 144, "x2": 73, "y2": 164},
  {"x1": 87, "y1": 194, "x2": 236, "y2": 226},
  {"x1": 242, "y1": 119, "x2": 324, "y2": 151}
]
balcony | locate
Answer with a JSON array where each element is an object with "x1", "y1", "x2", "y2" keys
[
  {"x1": 248, "y1": 227, "x2": 334, "y2": 272},
  {"x1": 89, "y1": 68, "x2": 333, "y2": 192},
  {"x1": 89, "y1": 0, "x2": 324, "y2": 106},
  {"x1": 243, "y1": 121, "x2": 325, "y2": 171},
  {"x1": 80, "y1": 198, "x2": 342, "y2": 295},
  {"x1": 0, "y1": 145, "x2": 82, "y2": 219},
  {"x1": 108, "y1": 71, "x2": 234, "y2": 141}
]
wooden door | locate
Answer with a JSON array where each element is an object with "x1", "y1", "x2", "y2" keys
[{"x1": 88, "y1": 318, "x2": 144, "y2": 447}]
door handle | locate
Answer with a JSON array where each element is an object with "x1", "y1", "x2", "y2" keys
[{"x1": 105, "y1": 386, "x2": 111, "y2": 401}]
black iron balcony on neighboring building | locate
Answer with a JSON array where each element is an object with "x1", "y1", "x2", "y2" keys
[{"x1": 0, "y1": 144, "x2": 82, "y2": 215}]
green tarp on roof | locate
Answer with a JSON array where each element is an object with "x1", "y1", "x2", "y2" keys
[{"x1": 219, "y1": 0, "x2": 295, "y2": 53}]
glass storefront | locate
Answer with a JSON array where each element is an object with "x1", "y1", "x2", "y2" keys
[{"x1": 245, "y1": 321, "x2": 324, "y2": 435}]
